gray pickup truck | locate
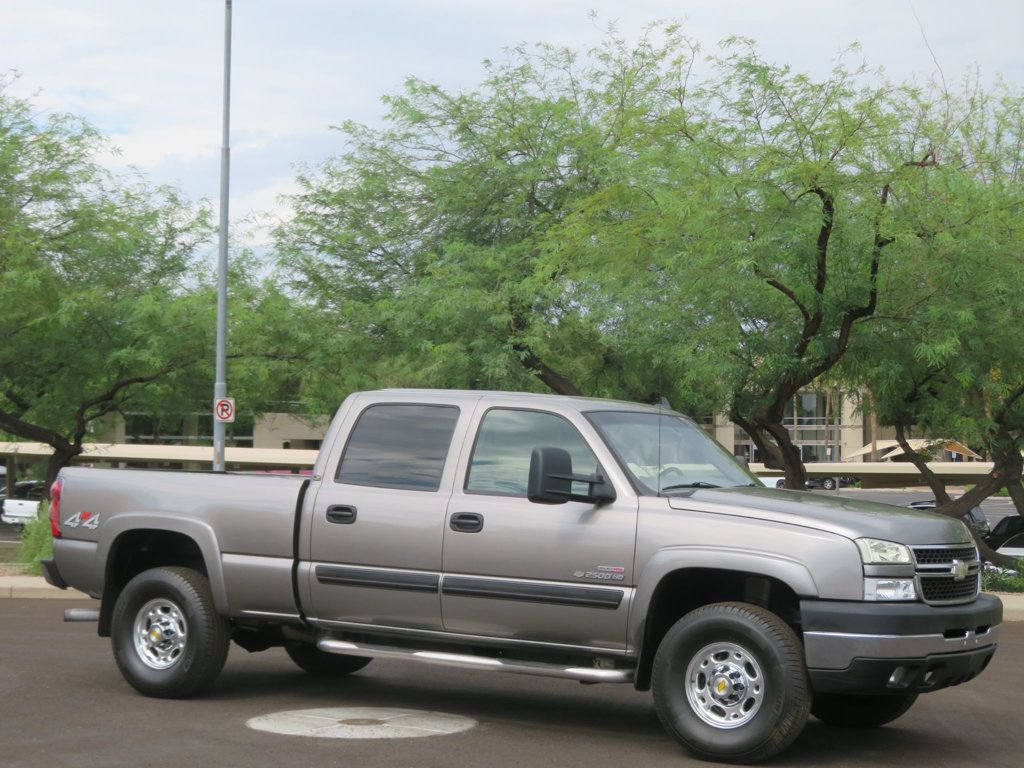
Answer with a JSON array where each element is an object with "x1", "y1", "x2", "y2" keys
[{"x1": 44, "y1": 389, "x2": 1001, "y2": 763}]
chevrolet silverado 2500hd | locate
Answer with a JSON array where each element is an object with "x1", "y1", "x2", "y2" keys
[{"x1": 44, "y1": 390, "x2": 1001, "y2": 763}]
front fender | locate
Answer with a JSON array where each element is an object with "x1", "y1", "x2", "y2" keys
[{"x1": 628, "y1": 546, "x2": 820, "y2": 654}]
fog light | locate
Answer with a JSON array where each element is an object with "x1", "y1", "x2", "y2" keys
[{"x1": 864, "y1": 578, "x2": 917, "y2": 601}]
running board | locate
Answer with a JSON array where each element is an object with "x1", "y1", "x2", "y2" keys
[{"x1": 317, "y1": 638, "x2": 634, "y2": 683}]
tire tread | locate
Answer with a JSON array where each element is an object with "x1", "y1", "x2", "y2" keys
[{"x1": 651, "y1": 601, "x2": 810, "y2": 764}]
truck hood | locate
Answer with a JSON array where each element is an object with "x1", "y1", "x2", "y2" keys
[{"x1": 667, "y1": 487, "x2": 972, "y2": 545}]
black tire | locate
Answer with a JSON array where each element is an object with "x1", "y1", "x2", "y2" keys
[
  {"x1": 652, "y1": 602, "x2": 810, "y2": 764},
  {"x1": 811, "y1": 693, "x2": 918, "y2": 728},
  {"x1": 822, "y1": 478, "x2": 837, "y2": 491},
  {"x1": 776, "y1": 479, "x2": 786, "y2": 488},
  {"x1": 285, "y1": 643, "x2": 372, "y2": 677},
  {"x1": 111, "y1": 566, "x2": 229, "y2": 698}
]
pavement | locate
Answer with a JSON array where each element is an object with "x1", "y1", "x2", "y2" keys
[{"x1": 1, "y1": 598, "x2": 1022, "y2": 768}]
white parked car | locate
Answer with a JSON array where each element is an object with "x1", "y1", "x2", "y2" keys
[{"x1": 0, "y1": 480, "x2": 46, "y2": 526}]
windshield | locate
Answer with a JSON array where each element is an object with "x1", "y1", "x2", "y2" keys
[{"x1": 586, "y1": 410, "x2": 757, "y2": 495}]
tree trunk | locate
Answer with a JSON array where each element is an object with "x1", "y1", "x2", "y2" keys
[
  {"x1": 733, "y1": 413, "x2": 807, "y2": 489},
  {"x1": 894, "y1": 422, "x2": 951, "y2": 504},
  {"x1": 4, "y1": 456, "x2": 14, "y2": 498},
  {"x1": 44, "y1": 445, "x2": 82, "y2": 494},
  {"x1": 1007, "y1": 481, "x2": 1024, "y2": 518},
  {"x1": 933, "y1": 436, "x2": 1022, "y2": 522},
  {"x1": 975, "y1": 530, "x2": 1018, "y2": 569}
]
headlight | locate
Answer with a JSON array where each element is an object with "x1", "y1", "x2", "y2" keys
[
  {"x1": 863, "y1": 577, "x2": 917, "y2": 601},
  {"x1": 856, "y1": 538, "x2": 912, "y2": 565}
]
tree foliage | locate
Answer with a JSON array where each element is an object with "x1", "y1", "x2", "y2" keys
[
  {"x1": 279, "y1": 25, "x2": 1024, "y2": 493},
  {"x1": 0, "y1": 79, "x2": 213, "y2": 485},
  {"x1": 849, "y1": 75, "x2": 1024, "y2": 555}
]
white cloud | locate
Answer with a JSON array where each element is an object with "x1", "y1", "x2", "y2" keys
[{"x1": 3, "y1": 0, "x2": 1023, "y2": 247}]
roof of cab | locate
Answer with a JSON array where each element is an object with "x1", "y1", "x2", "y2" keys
[{"x1": 366, "y1": 388, "x2": 676, "y2": 415}]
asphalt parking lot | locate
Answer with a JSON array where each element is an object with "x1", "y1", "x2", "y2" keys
[{"x1": 1, "y1": 599, "x2": 1020, "y2": 768}]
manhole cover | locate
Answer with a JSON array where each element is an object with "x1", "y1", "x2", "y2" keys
[{"x1": 246, "y1": 707, "x2": 477, "y2": 739}]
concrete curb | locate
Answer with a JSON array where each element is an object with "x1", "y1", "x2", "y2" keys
[
  {"x1": 0, "y1": 576, "x2": 91, "y2": 600},
  {"x1": 1, "y1": 576, "x2": 1023, "y2": 619}
]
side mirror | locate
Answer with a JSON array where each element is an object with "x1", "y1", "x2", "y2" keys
[{"x1": 527, "y1": 446, "x2": 616, "y2": 505}]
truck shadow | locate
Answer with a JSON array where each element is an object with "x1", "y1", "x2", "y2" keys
[{"x1": 204, "y1": 655, "x2": 973, "y2": 765}]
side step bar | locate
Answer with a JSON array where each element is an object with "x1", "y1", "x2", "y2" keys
[{"x1": 317, "y1": 638, "x2": 634, "y2": 683}]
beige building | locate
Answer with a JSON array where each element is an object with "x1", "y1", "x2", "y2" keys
[
  {"x1": 710, "y1": 390, "x2": 865, "y2": 464},
  {"x1": 96, "y1": 389, "x2": 970, "y2": 466},
  {"x1": 94, "y1": 412, "x2": 329, "y2": 452}
]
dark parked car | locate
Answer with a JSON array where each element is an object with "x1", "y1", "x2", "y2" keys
[
  {"x1": 985, "y1": 515, "x2": 1024, "y2": 550},
  {"x1": 996, "y1": 532, "x2": 1024, "y2": 560},
  {"x1": 774, "y1": 476, "x2": 857, "y2": 491},
  {"x1": 906, "y1": 500, "x2": 990, "y2": 537}
]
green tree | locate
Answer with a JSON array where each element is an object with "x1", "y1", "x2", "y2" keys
[
  {"x1": 276, "y1": 29, "x2": 699, "y2": 411},
  {"x1": 279, "y1": 25, "x2": 1022, "y2": 498},
  {"x1": 552, "y1": 36, "x2": 974, "y2": 488},
  {"x1": 852, "y1": 78, "x2": 1024, "y2": 560},
  {"x1": 0, "y1": 80, "x2": 213, "y2": 487}
]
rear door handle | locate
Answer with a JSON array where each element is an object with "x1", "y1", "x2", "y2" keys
[
  {"x1": 326, "y1": 505, "x2": 357, "y2": 524},
  {"x1": 449, "y1": 512, "x2": 484, "y2": 533}
]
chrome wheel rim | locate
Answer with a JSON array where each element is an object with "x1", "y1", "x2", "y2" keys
[
  {"x1": 133, "y1": 598, "x2": 188, "y2": 670},
  {"x1": 685, "y1": 641, "x2": 764, "y2": 729}
]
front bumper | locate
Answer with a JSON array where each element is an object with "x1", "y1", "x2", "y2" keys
[{"x1": 802, "y1": 594, "x2": 1001, "y2": 695}]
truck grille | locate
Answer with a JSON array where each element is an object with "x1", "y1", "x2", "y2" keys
[{"x1": 911, "y1": 545, "x2": 981, "y2": 606}]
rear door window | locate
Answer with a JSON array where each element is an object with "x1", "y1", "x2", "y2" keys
[{"x1": 335, "y1": 404, "x2": 460, "y2": 492}]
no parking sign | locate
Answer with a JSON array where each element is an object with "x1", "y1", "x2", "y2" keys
[{"x1": 214, "y1": 397, "x2": 236, "y2": 423}]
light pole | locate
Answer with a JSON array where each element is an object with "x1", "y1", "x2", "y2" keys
[{"x1": 213, "y1": 0, "x2": 232, "y2": 471}]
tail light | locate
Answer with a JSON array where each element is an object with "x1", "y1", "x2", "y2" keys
[{"x1": 50, "y1": 478, "x2": 63, "y2": 538}]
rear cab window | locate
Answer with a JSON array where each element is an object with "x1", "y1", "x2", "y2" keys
[{"x1": 335, "y1": 403, "x2": 461, "y2": 491}]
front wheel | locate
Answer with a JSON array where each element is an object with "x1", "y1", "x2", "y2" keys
[
  {"x1": 811, "y1": 693, "x2": 918, "y2": 727},
  {"x1": 652, "y1": 602, "x2": 810, "y2": 764},
  {"x1": 822, "y1": 478, "x2": 837, "y2": 491},
  {"x1": 111, "y1": 566, "x2": 230, "y2": 698}
]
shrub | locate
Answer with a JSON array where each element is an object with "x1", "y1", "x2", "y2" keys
[
  {"x1": 17, "y1": 500, "x2": 53, "y2": 576},
  {"x1": 982, "y1": 563, "x2": 1024, "y2": 593}
]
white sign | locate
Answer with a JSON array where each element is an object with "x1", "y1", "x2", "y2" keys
[{"x1": 214, "y1": 397, "x2": 236, "y2": 423}]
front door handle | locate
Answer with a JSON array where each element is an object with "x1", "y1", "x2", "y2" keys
[
  {"x1": 326, "y1": 505, "x2": 357, "y2": 524},
  {"x1": 449, "y1": 512, "x2": 484, "y2": 533}
]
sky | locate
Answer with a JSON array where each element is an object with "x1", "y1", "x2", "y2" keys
[{"x1": 2, "y1": 0, "x2": 1023, "y2": 248}]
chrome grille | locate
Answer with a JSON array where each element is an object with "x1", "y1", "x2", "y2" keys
[
  {"x1": 913, "y1": 547, "x2": 976, "y2": 565},
  {"x1": 919, "y1": 574, "x2": 980, "y2": 603},
  {"x1": 911, "y1": 545, "x2": 980, "y2": 606}
]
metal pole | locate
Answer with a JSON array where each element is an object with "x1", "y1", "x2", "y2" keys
[{"x1": 213, "y1": 0, "x2": 232, "y2": 471}]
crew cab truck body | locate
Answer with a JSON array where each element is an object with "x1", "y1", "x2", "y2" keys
[{"x1": 44, "y1": 390, "x2": 1001, "y2": 763}]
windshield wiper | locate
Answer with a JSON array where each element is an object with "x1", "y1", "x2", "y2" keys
[{"x1": 660, "y1": 481, "x2": 721, "y2": 492}]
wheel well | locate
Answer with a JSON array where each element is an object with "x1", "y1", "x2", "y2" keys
[
  {"x1": 98, "y1": 529, "x2": 207, "y2": 637},
  {"x1": 633, "y1": 568, "x2": 802, "y2": 691}
]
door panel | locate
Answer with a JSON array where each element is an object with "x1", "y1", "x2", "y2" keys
[
  {"x1": 306, "y1": 400, "x2": 467, "y2": 630},
  {"x1": 441, "y1": 405, "x2": 638, "y2": 650}
]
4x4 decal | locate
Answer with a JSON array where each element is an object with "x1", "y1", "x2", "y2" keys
[{"x1": 63, "y1": 511, "x2": 99, "y2": 530}]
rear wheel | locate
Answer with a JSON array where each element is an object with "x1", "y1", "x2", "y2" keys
[
  {"x1": 822, "y1": 478, "x2": 837, "y2": 491},
  {"x1": 285, "y1": 643, "x2": 371, "y2": 677},
  {"x1": 652, "y1": 602, "x2": 810, "y2": 764},
  {"x1": 111, "y1": 566, "x2": 229, "y2": 698},
  {"x1": 811, "y1": 693, "x2": 918, "y2": 727}
]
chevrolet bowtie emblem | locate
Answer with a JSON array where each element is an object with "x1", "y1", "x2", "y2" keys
[{"x1": 950, "y1": 559, "x2": 969, "y2": 581}]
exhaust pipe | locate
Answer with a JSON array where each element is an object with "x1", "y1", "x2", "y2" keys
[{"x1": 64, "y1": 608, "x2": 99, "y2": 622}]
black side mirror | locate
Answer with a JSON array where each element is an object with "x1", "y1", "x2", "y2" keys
[{"x1": 527, "y1": 446, "x2": 616, "y2": 505}]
